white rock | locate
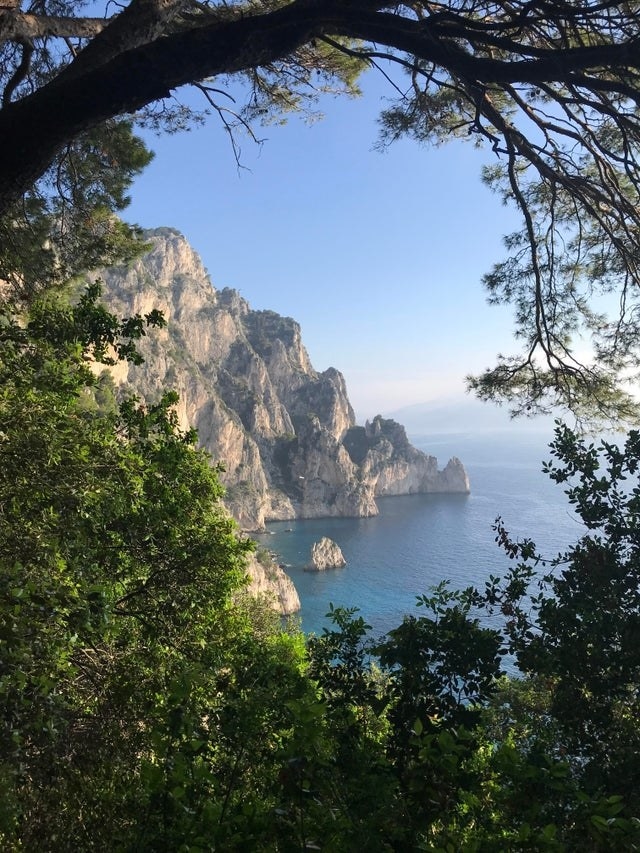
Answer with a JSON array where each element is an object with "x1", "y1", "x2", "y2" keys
[
  {"x1": 244, "y1": 553, "x2": 300, "y2": 615},
  {"x1": 306, "y1": 537, "x2": 347, "y2": 571},
  {"x1": 94, "y1": 230, "x2": 470, "y2": 535}
]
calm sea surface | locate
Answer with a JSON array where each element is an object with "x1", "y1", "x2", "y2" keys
[{"x1": 255, "y1": 431, "x2": 587, "y2": 638}]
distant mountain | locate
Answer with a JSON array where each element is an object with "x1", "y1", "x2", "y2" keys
[
  {"x1": 93, "y1": 228, "x2": 469, "y2": 532},
  {"x1": 387, "y1": 398, "x2": 559, "y2": 437}
]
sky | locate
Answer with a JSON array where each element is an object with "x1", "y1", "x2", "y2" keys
[{"x1": 125, "y1": 70, "x2": 525, "y2": 424}]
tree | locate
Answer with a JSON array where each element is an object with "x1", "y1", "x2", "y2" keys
[
  {"x1": 2, "y1": 2, "x2": 640, "y2": 422},
  {"x1": 0, "y1": 285, "x2": 316, "y2": 849},
  {"x1": 5, "y1": 285, "x2": 640, "y2": 848},
  {"x1": 4, "y1": 7, "x2": 640, "y2": 844},
  {"x1": 490, "y1": 426, "x2": 640, "y2": 809},
  {"x1": 0, "y1": 117, "x2": 153, "y2": 299}
]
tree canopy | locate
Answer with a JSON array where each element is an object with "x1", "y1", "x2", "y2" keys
[{"x1": 2, "y1": 1, "x2": 640, "y2": 423}]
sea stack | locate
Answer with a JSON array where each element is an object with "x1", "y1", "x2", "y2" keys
[{"x1": 306, "y1": 537, "x2": 347, "y2": 571}]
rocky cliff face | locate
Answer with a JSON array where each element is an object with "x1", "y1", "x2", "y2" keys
[
  {"x1": 93, "y1": 228, "x2": 469, "y2": 531},
  {"x1": 243, "y1": 553, "x2": 301, "y2": 615},
  {"x1": 345, "y1": 417, "x2": 469, "y2": 496}
]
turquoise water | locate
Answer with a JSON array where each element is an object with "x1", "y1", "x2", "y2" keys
[{"x1": 255, "y1": 431, "x2": 585, "y2": 638}]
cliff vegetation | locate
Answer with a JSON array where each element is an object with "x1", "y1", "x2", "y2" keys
[{"x1": 2, "y1": 208, "x2": 639, "y2": 853}]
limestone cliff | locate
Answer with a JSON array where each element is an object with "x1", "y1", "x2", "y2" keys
[
  {"x1": 344, "y1": 416, "x2": 470, "y2": 496},
  {"x1": 244, "y1": 553, "x2": 301, "y2": 615},
  {"x1": 93, "y1": 228, "x2": 469, "y2": 531}
]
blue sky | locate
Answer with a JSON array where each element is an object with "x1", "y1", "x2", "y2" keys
[{"x1": 126, "y1": 70, "x2": 523, "y2": 423}]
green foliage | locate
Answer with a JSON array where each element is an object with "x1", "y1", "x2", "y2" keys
[
  {"x1": 4, "y1": 289, "x2": 640, "y2": 849},
  {"x1": 456, "y1": 423, "x2": 640, "y2": 847},
  {"x1": 273, "y1": 428, "x2": 640, "y2": 850},
  {"x1": 4, "y1": 2, "x2": 640, "y2": 423},
  {"x1": 254, "y1": 544, "x2": 275, "y2": 568},
  {"x1": 75, "y1": 370, "x2": 119, "y2": 417},
  {"x1": 0, "y1": 289, "x2": 312, "y2": 850},
  {"x1": 8, "y1": 5, "x2": 640, "y2": 840},
  {"x1": 374, "y1": 22, "x2": 640, "y2": 427},
  {"x1": 497, "y1": 426, "x2": 640, "y2": 800},
  {"x1": 0, "y1": 120, "x2": 152, "y2": 301},
  {"x1": 378, "y1": 583, "x2": 503, "y2": 737}
]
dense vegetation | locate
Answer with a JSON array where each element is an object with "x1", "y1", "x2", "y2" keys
[{"x1": 2, "y1": 286, "x2": 640, "y2": 849}]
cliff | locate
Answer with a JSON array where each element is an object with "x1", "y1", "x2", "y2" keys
[
  {"x1": 92, "y1": 228, "x2": 469, "y2": 531},
  {"x1": 243, "y1": 553, "x2": 301, "y2": 615}
]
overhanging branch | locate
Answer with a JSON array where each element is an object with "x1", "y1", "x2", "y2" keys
[
  {"x1": 0, "y1": 11, "x2": 107, "y2": 44},
  {"x1": 0, "y1": 0, "x2": 639, "y2": 213}
]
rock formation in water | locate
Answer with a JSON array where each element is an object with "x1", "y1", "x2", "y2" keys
[
  {"x1": 92, "y1": 227, "x2": 470, "y2": 532},
  {"x1": 344, "y1": 416, "x2": 469, "y2": 496},
  {"x1": 306, "y1": 537, "x2": 347, "y2": 571}
]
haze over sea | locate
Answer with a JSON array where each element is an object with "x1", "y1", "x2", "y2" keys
[{"x1": 256, "y1": 424, "x2": 588, "y2": 638}]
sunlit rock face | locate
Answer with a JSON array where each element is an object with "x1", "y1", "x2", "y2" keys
[
  {"x1": 306, "y1": 537, "x2": 347, "y2": 572},
  {"x1": 95, "y1": 228, "x2": 469, "y2": 532},
  {"x1": 244, "y1": 553, "x2": 301, "y2": 615},
  {"x1": 347, "y1": 417, "x2": 470, "y2": 497}
]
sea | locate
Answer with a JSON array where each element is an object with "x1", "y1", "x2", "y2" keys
[{"x1": 255, "y1": 429, "x2": 590, "y2": 639}]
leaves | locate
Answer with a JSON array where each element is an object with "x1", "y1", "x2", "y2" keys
[
  {"x1": 2, "y1": 2, "x2": 640, "y2": 421},
  {"x1": 0, "y1": 289, "x2": 261, "y2": 848},
  {"x1": 5, "y1": 293, "x2": 640, "y2": 848},
  {"x1": 0, "y1": 119, "x2": 152, "y2": 301}
]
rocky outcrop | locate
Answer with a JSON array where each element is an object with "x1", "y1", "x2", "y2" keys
[
  {"x1": 438, "y1": 457, "x2": 469, "y2": 492},
  {"x1": 244, "y1": 553, "x2": 300, "y2": 615},
  {"x1": 306, "y1": 537, "x2": 347, "y2": 571},
  {"x1": 93, "y1": 228, "x2": 470, "y2": 531},
  {"x1": 345, "y1": 417, "x2": 470, "y2": 496}
]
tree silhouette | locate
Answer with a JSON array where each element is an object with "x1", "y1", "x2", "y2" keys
[{"x1": 2, "y1": 0, "x2": 640, "y2": 422}]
